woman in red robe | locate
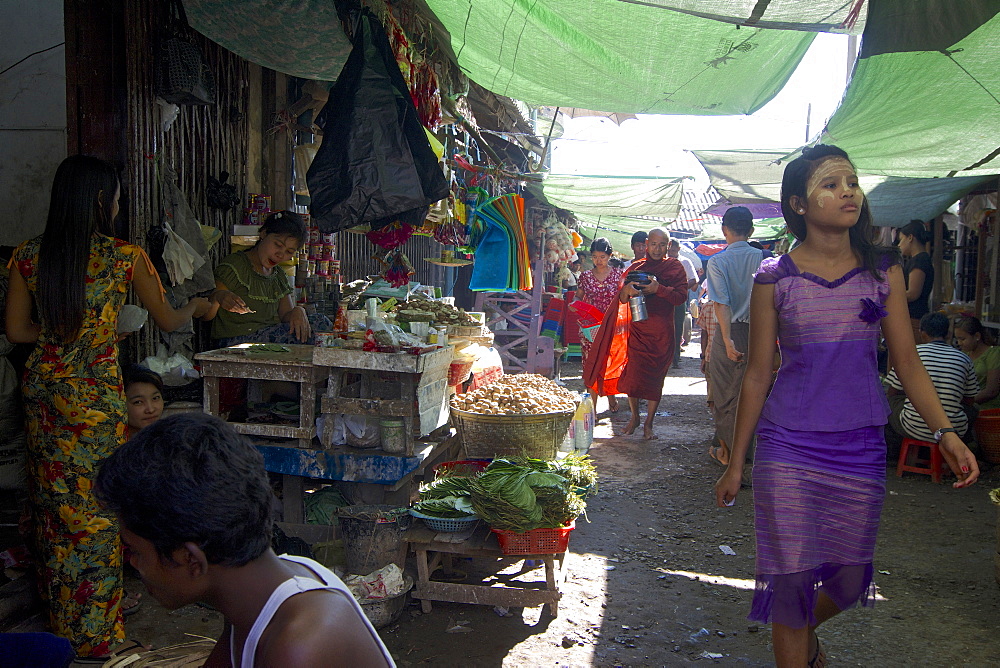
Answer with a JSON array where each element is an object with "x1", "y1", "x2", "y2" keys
[{"x1": 584, "y1": 228, "x2": 689, "y2": 439}]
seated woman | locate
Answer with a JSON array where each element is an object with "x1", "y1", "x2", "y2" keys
[
  {"x1": 123, "y1": 365, "x2": 164, "y2": 439},
  {"x1": 954, "y1": 316, "x2": 1000, "y2": 411},
  {"x1": 205, "y1": 211, "x2": 330, "y2": 346}
]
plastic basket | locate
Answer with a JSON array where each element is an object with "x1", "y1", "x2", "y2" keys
[
  {"x1": 432, "y1": 459, "x2": 491, "y2": 478},
  {"x1": 580, "y1": 324, "x2": 601, "y2": 343},
  {"x1": 409, "y1": 509, "x2": 479, "y2": 533},
  {"x1": 491, "y1": 521, "x2": 575, "y2": 555},
  {"x1": 450, "y1": 406, "x2": 574, "y2": 460},
  {"x1": 975, "y1": 408, "x2": 1000, "y2": 464}
]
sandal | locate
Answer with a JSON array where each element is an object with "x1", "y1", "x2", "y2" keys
[{"x1": 808, "y1": 634, "x2": 826, "y2": 668}]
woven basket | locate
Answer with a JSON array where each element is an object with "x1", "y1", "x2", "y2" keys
[
  {"x1": 976, "y1": 408, "x2": 1000, "y2": 464},
  {"x1": 450, "y1": 406, "x2": 574, "y2": 460}
]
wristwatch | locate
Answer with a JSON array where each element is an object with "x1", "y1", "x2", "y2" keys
[{"x1": 933, "y1": 427, "x2": 958, "y2": 442}]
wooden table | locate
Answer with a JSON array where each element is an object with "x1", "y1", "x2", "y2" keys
[
  {"x1": 195, "y1": 344, "x2": 325, "y2": 522},
  {"x1": 405, "y1": 523, "x2": 566, "y2": 617},
  {"x1": 313, "y1": 346, "x2": 454, "y2": 455}
]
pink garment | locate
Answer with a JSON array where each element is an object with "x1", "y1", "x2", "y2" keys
[{"x1": 576, "y1": 266, "x2": 623, "y2": 362}]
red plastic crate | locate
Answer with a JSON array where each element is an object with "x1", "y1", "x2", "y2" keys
[{"x1": 491, "y1": 521, "x2": 575, "y2": 555}]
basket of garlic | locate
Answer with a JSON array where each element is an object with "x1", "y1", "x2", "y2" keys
[{"x1": 449, "y1": 374, "x2": 577, "y2": 459}]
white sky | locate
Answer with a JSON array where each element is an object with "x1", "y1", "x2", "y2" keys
[{"x1": 550, "y1": 33, "x2": 856, "y2": 190}]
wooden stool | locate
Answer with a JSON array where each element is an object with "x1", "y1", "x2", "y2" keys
[{"x1": 896, "y1": 437, "x2": 943, "y2": 483}]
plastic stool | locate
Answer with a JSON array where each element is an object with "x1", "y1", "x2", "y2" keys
[{"x1": 896, "y1": 437, "x2": 943, "y2": 483}]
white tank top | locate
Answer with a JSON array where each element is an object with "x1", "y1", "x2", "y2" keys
[{"x1": 230, "y1": 555, "x2": 396, "y2": 667}]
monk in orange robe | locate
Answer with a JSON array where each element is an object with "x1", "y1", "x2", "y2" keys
[{"x1": 584, "y1": 228, "x2": 689, "y2": 439}]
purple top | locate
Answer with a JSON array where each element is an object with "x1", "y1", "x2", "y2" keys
[{"x1": 754, "y1": 253, "x2": 898, "y2": 432}]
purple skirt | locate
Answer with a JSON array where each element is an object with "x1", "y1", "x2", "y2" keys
[{"x1": 750, "y1": 418, "x2": 886, "y2": 628}]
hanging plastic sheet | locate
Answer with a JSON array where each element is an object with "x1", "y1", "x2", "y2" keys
[{"x1": 307, "y1": 10, "x2": 450, "y2": 234}]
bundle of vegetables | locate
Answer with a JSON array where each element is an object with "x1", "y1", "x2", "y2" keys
[
  {"x1": 517, "y1": 454, "x2": 598, "y2": 497},
  {"x1": 412, "y1": 475, "x2": 476, "y2": 518},
  {"x1": 470, "y1": 458, "x2": 588, "y2": 532}
]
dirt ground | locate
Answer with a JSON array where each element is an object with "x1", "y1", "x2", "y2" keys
[{"x1": 122, "y1": 337, "x2": 1000, "y2": 667}]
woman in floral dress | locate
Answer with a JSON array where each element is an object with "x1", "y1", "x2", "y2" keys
[
  {"x1": 576, "y1": 238, "x2": 624, "y2": 410},
  {"x1": 5, "y1": 156, "x2": 210, "y2": 657}
]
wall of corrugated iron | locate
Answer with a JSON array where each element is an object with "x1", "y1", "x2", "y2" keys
[
  {"x1": 123, "y1": 0, "x2": 251, "y2": 362},
  {"x1": 336, "y1": 231, "x2": 447, "y2": 292}
]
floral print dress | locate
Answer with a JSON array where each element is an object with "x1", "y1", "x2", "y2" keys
[
  {"x1": 576, "y1": 266, "x2": 624, "y2": 363},
  {"x1": 12, "y1": 234, "x2": 152, "y2": 656}
]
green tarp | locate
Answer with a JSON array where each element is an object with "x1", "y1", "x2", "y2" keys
[
  {"x1": 184, "y1": 0, "x2": 351, "y2": 80},
  {"x1": 574, "y1": 214, "x2": 785, "y2": 255},
  {"x1": 615, "y1": 1, "x2": 867, "y2": 33},
  {"x1": 423, "y1": 0, "x2": 815, "y2": 115},
  {"x1": 819, "y1": 2, "x2": 1000, "y2": 177},
  {"x1": 536, "y1": 174, "x2": 685, "y2": 218},
  {"x1": 692, "y1": 149, "x2": 995, "y2": 228}
]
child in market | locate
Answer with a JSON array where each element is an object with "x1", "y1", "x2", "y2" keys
[
  {"x1": 123, "y1": 364, "x2": 164, "y2": 439},
  {"x1": 205, "y1": 211, "x2": 331, "y2": 346},
  {"x1": 96, "y1": 413, "x2": 395, "y2": 667}
]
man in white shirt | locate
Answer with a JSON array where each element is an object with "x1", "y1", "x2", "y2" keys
[
  {"x1": 622, "y1": 231, "x2": 647, "y2": 271},
  {"x1": 668, "y1": 239, "x2": 698, "y2": 368}
]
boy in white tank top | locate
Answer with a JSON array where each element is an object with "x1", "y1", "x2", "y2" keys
[{"x1": 97, "y1": 413, "x2": 395, "y2": 667}]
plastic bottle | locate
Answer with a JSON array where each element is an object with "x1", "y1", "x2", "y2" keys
[{"x1": 573, "y1": 393, "x2": 595, "y2": 454}]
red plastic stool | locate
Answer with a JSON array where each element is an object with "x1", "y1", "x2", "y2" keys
[{"x1": 896, "y1": 437, "x2": 943, "y2": 483}]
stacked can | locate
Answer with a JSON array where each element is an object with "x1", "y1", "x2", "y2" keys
[{"x1": 243, "y1": 193, "x2": 272, "y2": 226}]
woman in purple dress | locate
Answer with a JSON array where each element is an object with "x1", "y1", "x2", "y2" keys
[{"x1": 714, "y1": 145, "x2": 979, "y2": 668}]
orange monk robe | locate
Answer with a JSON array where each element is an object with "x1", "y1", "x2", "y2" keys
[{"x1": 584, "y1": 257, "x2": 689, "y2": 401}]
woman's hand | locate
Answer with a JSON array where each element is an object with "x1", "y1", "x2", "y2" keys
[
  {"x1": 938, "y1": 432, "x2": 980, "y2": 489},
  {"x1": 714, "y1": 466, "x2": 742, "y2": 507},
  {"x1": 288, "y1": 306, "x2": 310, "y2": 342},
  {"x1": 213, "y1": 290, "x2": 251, "y2": 314}
]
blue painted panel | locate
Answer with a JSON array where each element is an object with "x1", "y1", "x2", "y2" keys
[{"x1": 256, "y1": 445, "x2": 422, "y2": 485}]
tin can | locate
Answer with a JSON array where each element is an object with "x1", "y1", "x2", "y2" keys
[
  {"x1": 322, "y1": 243, "x2": 336, "y2": 260},
  {"x1": 308, "y1": 243, "x2": 323, "y2": 260},
  {"x1": 307, "y1": 226, "x2": 321, "y2": 245},
  {"x1": 440, "y1": 249, "x2": 455, "y2": 263},
  {"x1": 379, "y1": 418, "x2": 407, "y2": 453},
  {"x1": 629, "y1": 295, "x2": 648, "y2": 322},
  {"x1": 322, "y1": 232, "x2": 336, "y2": 244},
  {"x1": 306, "y1": 260, "x2": 316, "y2": 276},
  {"x1": 316, "y1": 260, "x2": 330, "y2": 276}
]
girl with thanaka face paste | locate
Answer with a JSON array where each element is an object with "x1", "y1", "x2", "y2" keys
[
  {"x1": 204, "y1": 211, "x2": 330, "y2": 346},
  {"x1": 714, "y1": 145, "x2": 979, "y2": 668}
]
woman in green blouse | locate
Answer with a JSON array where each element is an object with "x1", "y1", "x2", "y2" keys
[
  {"x1": 954, "y1": 316, "x2": 1000, "y2": 411},
  {"x1": 206, "y1": 211, "x2": 330, "y2": 345}
]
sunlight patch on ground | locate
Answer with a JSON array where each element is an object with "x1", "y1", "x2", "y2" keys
[{"x1": 655, "y1": 567, "x2": 887, "y2": 601}]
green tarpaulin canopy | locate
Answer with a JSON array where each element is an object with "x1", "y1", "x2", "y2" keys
[
  {"x1": 614, "y1": 1, "x2": 867, "y2": 33},
  {"x1": 423, "y1": 0, "x2": 815, "y2": 115},
  {"x1": 535, "y1": 174, "x2": 685, "y2": 218},
  {"x1": 692, "y1": 149, "x2": 994, "y2": 227},
  {"x1": 819, "y1": 2, "x2": 1000, "y2": 177},
  {"x1": 184, "y1": 0, "x2": 351, "y2": 80}
]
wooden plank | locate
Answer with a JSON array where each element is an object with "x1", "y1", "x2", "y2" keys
[
  {"x1": 282, "y1": 475, "x2": 304, "y2": 523},
  {"x1": 196, "y1": 344, "x2": 315, "y2": 367},
  {"x1": 320, "y1": 397, "x2": 414, "y2": 416},
  {"x1": 411, "y1": 580, "x2": 559, "y2": 609},
  {"x1": 312, "y1": 346, "x2": 453, "y2": 373},
  {"x1": 232, "y1": 422, "x2": 314, "y2": 440},
  {"x1": 199, "y1": 360, "x2": 316, "y2": 383}
]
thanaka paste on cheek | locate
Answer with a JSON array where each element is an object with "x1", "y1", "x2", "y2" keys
[{"x1": 805, "y1": 158, "x2": 859, "y2": 210}]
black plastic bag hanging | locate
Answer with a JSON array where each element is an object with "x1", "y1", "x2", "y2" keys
[{"x1": 306, "y1": 10, "x2": 450, "y2": 234}]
